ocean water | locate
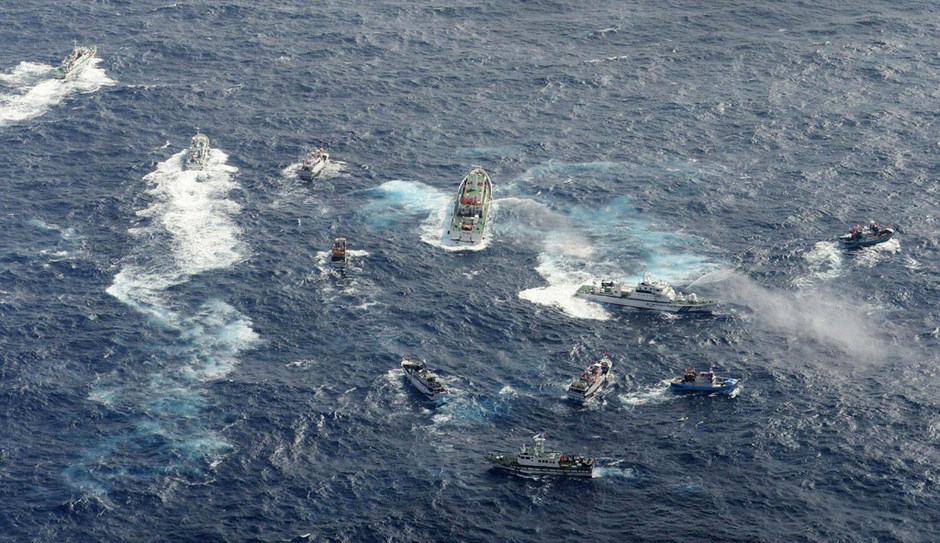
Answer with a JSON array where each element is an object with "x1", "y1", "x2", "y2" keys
[{"x1": 1, "y1": 1, "x2": 938, "y2": 541}]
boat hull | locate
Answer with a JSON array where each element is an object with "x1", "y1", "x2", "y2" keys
[
  {"x1": 185, "y1": 157, "x2": 207, "y2": 170},
  {"x1": 566, "y1": 383, "x2": 604, "y2": 400},
  {"x1": 448, "y1": 227, "x2": 484, "y2": 244},
  {"x1": 300, "y1": 159, "x2": 327, "y2": 179},
  {"x1": 575, "y1": 292, "x2": 717, "y2": 313},
  {"x1": 566, "y1": 369, "x2": 611, "y2": 400},
  {"x1": 670, "y1": 378, "x2": 739, "y2": 393},
  {"x1": 838, "y1": 230, "x2": 894, "y2": 249},
  {"x1": 487, "y1": 463, "x2": 594, "y2": 477}
]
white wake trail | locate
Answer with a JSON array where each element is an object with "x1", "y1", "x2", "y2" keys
[{"x1": 0, "y1": 59, "x2": 115, "y2": 125}]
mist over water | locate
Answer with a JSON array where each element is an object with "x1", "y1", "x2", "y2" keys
[{"x1": 715, "y1": 272, "x2": 887, "y2": 362}]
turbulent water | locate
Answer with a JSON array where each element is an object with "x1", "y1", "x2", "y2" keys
[{"x1": 1, "y1": 1, "x2": 938, "y2": 541}]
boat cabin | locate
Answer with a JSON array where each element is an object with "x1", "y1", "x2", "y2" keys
[
  {"x1": 596, "y1": 280, "x2": 623, "y2": 296},
  {"x1": 331, "y1": 237, "x2": 347, "y2": 256},
  {"x1": 681, "y1": 368, "x2": 717, "y2": 385},
  {"x1": 634, "y1": 273, "x2": 676, "y2": 300}
]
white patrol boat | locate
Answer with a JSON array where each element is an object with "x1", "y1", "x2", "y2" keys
[
  {"x1": 53, "y1": 44, "x2": 97, "y2": 80},
  {"x1": 401, "y1": 356, "x2": 447, "y2": 400},
  {"x1": 448, "y1": 167, "x2": 492, "y2": 244},
  {"x1": 485, "y1": 434, "x2": 595, "y2": 477},
  {"x1": 576, "y1": 272, "x2": 717, "y2": 313},
  {"x1": 300, "y1": 146, "x2": 329, "y2": 179},
  {"x1": 330, "y1": 237, "x2": 349, "y2": 269},
  {"x1": 567, "y1": 353, "x2": 613, "y2": 400},
  {"x1": 185, "y1": 129, "x2": 210, "y2": 170}
]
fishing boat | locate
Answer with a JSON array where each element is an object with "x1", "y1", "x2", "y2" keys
[
  {"x1": 185, "y1": 130, "x2": 210, "y2": 170},
  {"x1": 330, "y1": 237, "x2": 348, "y2": 269},
  {"x1": 401, "y1": 356, "x2": 447, "y2": 400},
  {"x1": 838, "y1": 221, "x2": 895, "y2": 249},
  {"x1": 299, "y1": 146, "x2": 329, "y2": 179},
  {"x1": 485, "y1": 434, "x2": 595, "y2": 477},
  {"x1": 567, "y1": 353, "x2": 613, "y2": 401},
  {"x1": 575, "y1": 272, "x2": 717, "y2": 313},
  {"x1": 53, "y1": 44, "x2": 97, "y2": 80},
  {"x1": 448, "y1": 167, "x2": 492, "y2": 244},
  {"x1": 669, "y1": 365, "x2": 739, "y2": 394}
]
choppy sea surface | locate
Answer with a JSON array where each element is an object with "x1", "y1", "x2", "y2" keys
[{"x1": 1, "y1": 1, "x2": 938, "y2": 541}]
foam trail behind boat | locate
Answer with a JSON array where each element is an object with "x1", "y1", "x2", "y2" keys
[
  {"x1": 0, "y1": 59, "x2": 115, "y2": 126},
  {"x1": 77, "y1": 146, "x2": 258, "y2": 494}
]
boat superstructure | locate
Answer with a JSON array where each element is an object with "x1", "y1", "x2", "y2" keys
[
  {"x1": 186, "y1": 129, "x2": 210, "y2": 170},
  {"x1": 448, "y1": 167, "x2": 492, "y2": 244},
  {"x1": 576, "y1": 272, "x2": 717, "y2": 313},
  {"x1": 300, "y1": 146, "x2": 329, "y2": 179},
  {"x1": 53, "y1": 44, "x2": 97, "y2": 80},
  {"x1": 670, "y1": 365, "x2": 739, "y2": 393},
  {"x1": 567, "y1": 353, "x2": 613, "y2": 401},
  {"x1": 330, "y1": 237, "x2": 349, "y2": 269},
  {"x1": 838, "y1": 221, "x2": 894, "y2": 249},
  {"x1": 485, "y1": 434, "x2": 595, "y2": 477},
  {"x1": 401, "y1": 356, "x2": 447, "y2": 400}
]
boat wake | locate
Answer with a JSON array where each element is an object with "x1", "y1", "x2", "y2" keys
[
  {"x1": 79, "y1": 147, "x2": 257, "y2": 493},
  {"x1": 796, "y1": 241, "x2": 844, "y2": 287},
  {"x1": 594, "y1": 459, "x2": 636, "y2": 479},
  {"x1": 313, "y1": 248, "x2": 370, "y2": 275},
  {"x1": 850, "y1": 237, "x2": 900, "y2": 268},
  {"x1": 0, "y1": 58, "x2": 115, "y2": 126},
  {"x1": 796, "y1": 237, "x2": 900, "y2": 287},
  {"x1": 430, "y1": 387, "x2": 513, "y2": 429},
  {"x1": 618, "y1": 381, "x2": 673, "y2": 406}
]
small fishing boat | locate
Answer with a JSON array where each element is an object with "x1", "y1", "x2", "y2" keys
[
  {"x1": 401, "y1": 356, "x2": 447, "y2": 400},
  {"x1": 838, "y1": 221, "x2": 895, "y2": 249},
  {"x1": 299, "y1": 146, "x2": 329, "y2": 179},
  {"x1": 669, "y1": 365, "x2": 739, "y2": 394},
  {"x1": 566, "y1": 353, "x2": 613, "y2": 401},
  {"x1": 330, "y1": 237, "x2": 348, "y2": 269}
]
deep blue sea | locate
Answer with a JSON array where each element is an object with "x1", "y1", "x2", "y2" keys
[{"x1": 1, "y1": 1, "x2": 938, "y2": 541}]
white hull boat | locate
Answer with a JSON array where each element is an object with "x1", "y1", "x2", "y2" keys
[{"x1": 576, "y1": 273, "x2": 717, "y2": 313}]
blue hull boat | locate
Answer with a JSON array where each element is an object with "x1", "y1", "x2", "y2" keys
[
  {"x1": 670, "y1": 378, "x2": 739, "y2": 393},
  {"x1": 670, "y1": 367, "x2": 739, "y2": 394}
]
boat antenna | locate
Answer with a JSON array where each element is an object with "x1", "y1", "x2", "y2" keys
[{"x1": 533, "y1": 433, "x2": 545, "y2": 454}]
